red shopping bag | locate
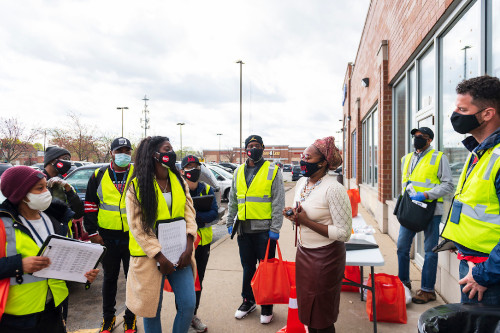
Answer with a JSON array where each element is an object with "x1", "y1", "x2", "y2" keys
[
  {"x1": 341, "y1": 266, "x2": 361, "y2": 292},
  {"x1": 366, "y1": 273, "x2": 407, "y2": 324},
  {"x1": 0, "y1": 218, "x2": 10, "y2": 320},
  {"x1": 164, "y1": 234, "x2": 202, "y2": 292},
  {"x1": 251, "y1": 240, "x2": 291, "y2": 305}
]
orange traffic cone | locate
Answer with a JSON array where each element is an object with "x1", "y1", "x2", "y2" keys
[{"x1": 277, "y1": 286, "x2": 308, "y2": 333}]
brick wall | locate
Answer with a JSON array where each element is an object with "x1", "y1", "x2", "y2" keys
[{"x1": 343, "y1": 0, "x2": 457, "y2": 202}]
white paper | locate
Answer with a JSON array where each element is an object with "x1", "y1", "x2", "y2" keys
[
  {"x1": 33, "y1": 237, "x2": 104, "y2": 283},
  {"x1": 412, "y1": 200, "x2": 428, "y2": 208},
  {"x1": 157, "y1": 219, "x2": 187, "y2": 265},
  {"x1": 406, "y1": 183, "x2": 417, "y2": 196}
]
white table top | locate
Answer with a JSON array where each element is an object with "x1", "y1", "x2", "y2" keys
[{"x1": 345, "y1": 214, "x2": 385, "y2": 267}]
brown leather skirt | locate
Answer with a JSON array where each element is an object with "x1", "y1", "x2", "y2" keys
[{"x1": 296, "y1": 241, "x2": 346, "y2": 329}]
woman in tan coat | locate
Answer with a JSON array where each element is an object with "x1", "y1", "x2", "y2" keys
[{"x1": 125, "y1": 136, "x2": 198, "y2": 333}]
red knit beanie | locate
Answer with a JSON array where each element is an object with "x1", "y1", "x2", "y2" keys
[{"x1": 0, "y1": 166, "x2": 46, "y2": 204}]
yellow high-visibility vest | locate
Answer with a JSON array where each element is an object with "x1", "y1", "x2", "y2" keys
[
  {"x1": 442, "y1": 143, "x2": 500, "y2": 254},
  {"x1": 236, "y1": 161, "x2": 278, "y2": 220},
  {"x1": 401, "y1": 149, "x2": 443, "y2": 202},
  {"x1": 196, "y1": 184, "x2": 213, "y2": 246}
]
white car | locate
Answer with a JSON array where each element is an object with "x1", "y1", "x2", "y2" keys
[{"x1": 207, "y1": 165, "x2": 233, "y2": 201}]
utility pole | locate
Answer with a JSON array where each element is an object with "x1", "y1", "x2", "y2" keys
[
  {"x1": 141, "y1": 95, "x2": 150, "y2": 137},
  {"x1": 217, "y1": 133, "x2": 223, "y2": 162},
  {"x1": 177, "y1": 122, "x2": 185, "y2": 159},
  {"x1": 236, "y1": 60, "x2": 244, "y2": 163},
  {"x1": 462, "y1": 45, "x2": 471, "y2": 79},
  {"x1": 117, "y1": 106, "x2": 129, "y2": 137}
]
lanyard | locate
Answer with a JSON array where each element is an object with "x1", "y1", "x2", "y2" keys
[
  {"x1": 111, "y1": 166, "x2": 129, "y2": 194},
  {"x1": 22, "y1": 214, "x2": 52, "y2": 245}
]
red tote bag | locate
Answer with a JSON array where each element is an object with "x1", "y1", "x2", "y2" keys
[
  {"x1": 251, "y1": 240, "x2": 291, "y2": 305},
  {"x1": 0, "y1": 218, "x2": 10, "y2": 320},
  {"x1": 366, "y1": 273, "x2": 407, "y2": 324},
  {"x1": 341, "y1": 266, "x2": 361, "y2": 292}
]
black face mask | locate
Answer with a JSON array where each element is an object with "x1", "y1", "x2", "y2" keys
[
  {"x1": 53, "y1": 159, "x2": 72, "y2": 176},
  {"x1": 300, "y1": 160, "x2": 324, "y2": 177},
  {"x1": 450, "y1": 110, "x2": 485, "y2": 134},
  {"x1": 184, "y1": 168, "x2": 201, "y2": 182},
  {"x1": 155, "y1": 151, "x2": 177, "y2": 169},
  {"x1": 413, "y1": 136, "x2": 427, "y2": 150},
  {"x1": 246, "y1": 148, "x2": 264, "y2": 161}
]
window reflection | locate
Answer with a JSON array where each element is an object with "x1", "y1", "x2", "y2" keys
[
  {"x1": 419, "y1": 46, "x2": 435, "y2": 110},
  {"x1": 394, "y1": 79, "x2": 406, "y2": 197},
  {"x1": 493, "y1": 0, "x2": 500, "y2": 77},
  {"x1": 441, "y1": 1, "x2": 480, "y2": 183}
]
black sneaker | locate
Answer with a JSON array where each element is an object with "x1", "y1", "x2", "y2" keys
[
  {"x1": 403, "y1": 281, "x2": 412, "y2": 291},
  {"x1": 260, "y1": 305, "x2": 274, "y2": 324},
  {"x1": 234, "y1": 299, "x2": 256, "y2": 319},
  {"x1": 123, "y1": 315, "x2": 137, "y2": 333},
  {"x1": 99, "y1": 316, "x2": 116, "y2": 333}
]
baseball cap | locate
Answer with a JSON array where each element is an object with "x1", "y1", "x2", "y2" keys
[
  {"x1": 411, "y1": 127, "x2": 434, "y2": 140},
  {"x1": 181, "y1": 155, "x2": 201, "y2": 169},
  {"x1": 110, "y1": 137, "x2": 132, "y2": 151}
]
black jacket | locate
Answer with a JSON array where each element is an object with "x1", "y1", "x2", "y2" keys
[
  {"x1": 0, "y1": 199, "x2": 68, "y2": 283},
  {"x1": 43, "y1": 170, "x2": 84, "y2": 219}
]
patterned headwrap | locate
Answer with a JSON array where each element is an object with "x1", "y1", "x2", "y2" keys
[{"x1": 312, "y1": 136, "x2": 342, "y2": 170}]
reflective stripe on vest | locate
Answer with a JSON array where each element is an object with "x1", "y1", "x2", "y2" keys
[
  {"x1": 236, "y1": 161, "x2": 278, "y2": 220},
  {"x1": 96, "y1": 165, "x2": 134, "y2": 231},
  {"x1": 3, "y1": 217, "x2": 68, "y2": 316},
  {"x1": 401, "y1": 149, "x2": 443, "y2": 203},
  {"x1": 129, "y1": 168, "x2": 186, "y2": 256},
  {"x1": 442, "y1": 144, "x2": 500, "y2": 254},
  {"x1": 197, "y1": 184, "x2": 213, "y2": 246}
]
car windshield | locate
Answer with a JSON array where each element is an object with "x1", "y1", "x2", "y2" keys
[
  {"x1": 65, "y1": 167, "x2": 101, "y2": 195},
  {"x1": 209, "y1": 165, "x2": 233, "y2": 179}
]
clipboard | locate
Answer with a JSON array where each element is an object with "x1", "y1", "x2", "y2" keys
[
  {"x1": 34, "y1": 234, "x2": 106, "y2": 285},
  {"x1": 155, "y1": 218, "x2": 187, "y2": 265},
  {"x1": 192, "y1": 195, "x2": 214, "y2": 211}
]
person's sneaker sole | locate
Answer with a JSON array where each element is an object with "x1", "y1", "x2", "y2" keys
[
  {"x1": 234, "y1": 304, "x2": 257, "y2": 319},
  {"x1": 260, "y1": 314, "x2": 274, "y2": 324}
]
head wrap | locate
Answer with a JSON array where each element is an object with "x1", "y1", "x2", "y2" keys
[{"x1": 312, "y1": 136, "x2": 342, "y2": 170}]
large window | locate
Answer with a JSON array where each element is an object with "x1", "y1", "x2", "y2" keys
[
  {"x1": 441, "y1": 1, "x2": 481, "y2": 184},
  {"x1": 362, "y1": 107, "x2": 378, "y2": 187},
  {"x1": 419, "y1": 46, "x2": 435, "y2": 111},
  {"x1": 351, "y1": 130, "x2": 357, "y2": 178},
  {"x1": 492, "y1": 0, "x2": 500, "y2": 77},
  {"x1": 393, "y1": 79, "x2": 406, "y2": 197}
]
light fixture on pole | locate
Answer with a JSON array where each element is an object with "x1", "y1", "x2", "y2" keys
[
  {"x1": 235, "y1": 59, "x2": 244, "y2": 163},
  {"x1": 217, "y1": 133, "x2": 223, "y2": 162},
  {"x1": 177, "y1": 122, "x2": 185, "y2": 159},
  {"x1": 117, "y1": 107, "x2": 129, "y2": 137}
]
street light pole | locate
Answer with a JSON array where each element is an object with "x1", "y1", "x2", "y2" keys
[
  {"x1": 236, "y1": 60, "x2": 244, "y2": 164},
  {"x1": 177, "y1": 122, "x2": 185, "y2": 159},
  {"x1": 217, "y1": 133, "x2": 223, "y2": 162},
  {"x1": 117, "y1": 106, "x2": 129, "y2": 137}
]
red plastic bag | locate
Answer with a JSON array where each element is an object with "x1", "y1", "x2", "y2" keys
[
  {"x1": 366, "y1": 273, "x2": 407, "y2": 324},
  {"x1": 341, "y1": 266, "x2": 361, "y2": 292},
  {"x1": 0, "y1": 218, "x2": 10, "y2": 320},
  {"x1": 347, "y1": 189, "x2": 361, "y2": 217},
  {"x1": 251, "y1": 240, "x2": 291, "y2": 305},
  {"x1": 163, "y1": 233, "x2": 202, "y2": 292}
]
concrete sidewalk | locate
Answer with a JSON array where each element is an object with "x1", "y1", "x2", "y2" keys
[{"x1": 74, "y1": 183, "x2": 445, "y2": 332}]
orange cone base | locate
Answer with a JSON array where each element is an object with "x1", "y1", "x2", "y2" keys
[{"x1": 277, "y1": 325, "x2": 308, "y2": 333}]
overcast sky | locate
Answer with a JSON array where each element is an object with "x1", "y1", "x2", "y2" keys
[{"x1": 0, "y1": 0, "x2": 369, "y2": 152}]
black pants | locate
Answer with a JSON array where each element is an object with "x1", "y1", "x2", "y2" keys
[
  {"x1": 102, "y1": 238, "x2": 134, "y2": 321},
  {"x1": 0, "y1": 299, "x2": 66, "y2": 333},
  {"x1": 194, "y1": 243, "x2": 210, "y2": 315}
]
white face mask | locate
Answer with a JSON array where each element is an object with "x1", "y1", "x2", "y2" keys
[{"x1": 24, "y1": 191, "x2": 52, "y2": 211}]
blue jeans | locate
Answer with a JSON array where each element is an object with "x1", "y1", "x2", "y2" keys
[
  {"x1": 237, "y1": 231, "x2": 275, "y2": 312},
  {"x1": 459, "y1": 260, "x2": 500, "y2": 305},
  {"x1": 143, "y1": 266, "x2": 196, "y2": 333},
  {"x1": 397, "y1": 215, "x2": 441, "y2": 292}
]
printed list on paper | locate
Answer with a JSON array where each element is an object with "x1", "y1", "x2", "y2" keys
[{"x1": 157, "y1": 219, "x2": 187, "y2": 265}]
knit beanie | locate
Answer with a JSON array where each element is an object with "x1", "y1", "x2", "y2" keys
[
  {"x1": 44, "y1": 146, "x2": 71, "y2": 167},
  {"x1": 0, "y1": 166, "x2": 46, "y2": 205}
]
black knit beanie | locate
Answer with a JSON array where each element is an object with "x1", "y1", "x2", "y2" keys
[{"x1": 44, "y1": 146, "x2": 71, "y2": 167}]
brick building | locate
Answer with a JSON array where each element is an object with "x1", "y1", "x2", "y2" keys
[
  {"x1": 203, "y1": 145, "x2": 307, "y2": 164},
  {"x1": 342, "y1": 0, "x2": 499, "y2": 303}
]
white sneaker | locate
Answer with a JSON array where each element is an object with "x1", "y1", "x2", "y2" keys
[
  {"x1": 234, "y1": 299, "x2": 257, "y2": 319},
  {"x1": 260, "y1": 313, "x2": 274, "y2": 324},
  {"x1": 191, "y1": 315, "x2": 207, "y2": 332}
]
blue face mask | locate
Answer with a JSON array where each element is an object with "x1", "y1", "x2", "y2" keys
[{"x1": 114, "y1": 153, "x2": 131, "y2": 167}]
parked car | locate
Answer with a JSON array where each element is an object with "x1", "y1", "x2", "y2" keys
[
  {"x1": 207, "y1": 165, "x2": 233, "y2": 202},
  {"x1": 0, "y1": 163, "x2": 13, "y2": 176},
  {"x1": 64, "y1": 163, "x2": 108, "y2": 200},
  {"x1": 283, "y1": 164, "x2": 292, "y2": 172},
  {"x1": 218, "y1": 162, "x2": 238, "y2": 172},
  {"x1": 291, "y1": 165, "x2": 302, "y2": 181}
]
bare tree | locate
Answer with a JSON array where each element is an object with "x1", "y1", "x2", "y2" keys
[
  {"x1": 0, "y1": 117, "x2": 38, "y2": 163},
  {"x1": 221, "y1": 147, "x2": 237, "y2": 163}
]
